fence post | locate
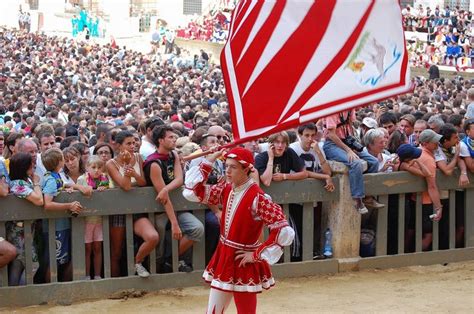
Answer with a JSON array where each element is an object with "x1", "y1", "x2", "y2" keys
[{"x1": 322, "y1": 162, "x2": 361, "y2": 259}]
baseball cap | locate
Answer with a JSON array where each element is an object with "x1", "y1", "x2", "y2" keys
[
  {"x1": 418, "y1": 129, "x2": 442, "y2": 144},
  {"x1": 397, "y1": 144, "x2": 422, "y2": 162},
  {"x1": 111, "y1": 108, "x2": 118, "y2": 117},
  {"x1": 362, "y1": 117, "x2": 378, "y2": 129}
]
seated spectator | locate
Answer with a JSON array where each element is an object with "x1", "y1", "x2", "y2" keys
[{"x1": 323, "y1": 110, "x2": 382, "y2": 214}]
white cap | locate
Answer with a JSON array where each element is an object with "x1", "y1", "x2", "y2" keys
[{"x1": 362, "y1": 117, "x2": 378, "y2": 129}]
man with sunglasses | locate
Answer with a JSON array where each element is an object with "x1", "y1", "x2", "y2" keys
[{"x1": 207, "y1": 125, "x2": 228, "y2": 146}]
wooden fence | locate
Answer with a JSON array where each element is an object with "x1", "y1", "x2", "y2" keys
[{"x1": 0, "y1": 168, "x2": 473, "y2": 308}]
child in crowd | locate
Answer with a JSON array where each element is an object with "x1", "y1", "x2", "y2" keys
[
  {"x1": 77, "y1": 156, "x2": 109, "y2": 280},
  {"x1": 41, "y1": 148, "x2": 83, "y2": 282}
]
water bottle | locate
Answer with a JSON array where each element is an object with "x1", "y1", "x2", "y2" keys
[{"x1": 323, "y1": 228, "x2": 333, "y2": 258}]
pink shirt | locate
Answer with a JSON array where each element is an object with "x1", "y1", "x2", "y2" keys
[{"x1": 323, "y1": 110, "x2": 356, "y2": 139}]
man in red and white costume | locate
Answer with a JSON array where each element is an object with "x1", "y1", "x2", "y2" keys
[{"x1": 183, "y1": 147, "x2": 295, "y2": 314}]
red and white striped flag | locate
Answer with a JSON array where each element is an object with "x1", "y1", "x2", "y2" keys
[{"x1": 221, "y1": 0, "x2": 411, "y2": 142}]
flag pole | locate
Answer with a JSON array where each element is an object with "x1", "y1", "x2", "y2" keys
[{"x1": 181, "y1": 137, "x2": 249, "y2": 162}]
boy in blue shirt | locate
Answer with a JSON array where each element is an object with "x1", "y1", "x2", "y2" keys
[{"x1": 41, "y1": 148, "x2": 82, "y2": 282}]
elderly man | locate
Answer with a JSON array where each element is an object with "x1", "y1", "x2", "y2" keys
[{"x1": 411, "y1": 129, "x2": 444, "y2": 251}]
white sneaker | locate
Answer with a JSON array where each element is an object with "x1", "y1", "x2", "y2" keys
[
  {"x1": 358, "y1": 205, "x2": 369, "y2": 215},
  {"x1": 135, "y1": 263, "x2": 150, "y2": 278},
  {"x1": 355, "y1": 202, "x2": 369, "y2": 215}
]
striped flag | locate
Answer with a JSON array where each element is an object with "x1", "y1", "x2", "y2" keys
[{"x1": 221, "y1": 0, "x2": 411, "y2": 142}]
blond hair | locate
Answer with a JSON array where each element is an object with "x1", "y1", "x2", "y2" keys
[
  {"x1": 267, "y1": 131, "x2": 290, "y2": 146},
  {"x1": 86, "y1": 155, "x2": 105, "y2": 169}
]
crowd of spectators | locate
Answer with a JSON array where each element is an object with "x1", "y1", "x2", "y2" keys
[
  {"x1": 404, "y1": 4, "x2": 474, "y2": 69},
  {"x1": 0, "y1": 26, "x2": 474, "y2": 285},
  {"x1": 175, "y1": 10, "x2": 231, "y2": 43}
]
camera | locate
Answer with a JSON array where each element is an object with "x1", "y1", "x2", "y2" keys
[{"x1": 343, "y1": 136, "x2": 364, "y2": 152}]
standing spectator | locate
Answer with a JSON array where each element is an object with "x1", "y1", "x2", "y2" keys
[
  {"x1": 144, "y1": 125, "x2": 203, "y2": 272},
  {"x1": 0, "y1": 130, "x2": 5, "y2": 159},
  {"x1": 411, "y1": 130, "x2": 444, "y2": 251},
  {"x1": 290, "y1": 123, "x2": 334, "y2": 190},
  {"x1": 466, "y1": 88, "x2": 474, "y2": 119},
  {"x1": 428, "y1": 63, "x2": 440, "y2": 80},
  {"x1": 106, "y1": 131, "x2": 159, "y2": 278},
  {"x1": 427, "y1": 115, "x2": 445, "y2": 133},
  {"x1": 399, "y1": 114, "x2": 416, "y2": 144},
  {"x1": 41, "y1": 148, "x2": 83, "y2": 282},
  {"x1": 7, "y1": 152, "x2": 43, "y2": 285},
  {"x1": 379, "y1": 112, "x2": 399, "y2": 135},
  {"x1": 360, "y1": 117, "x2": 378, "y2": 139},
  {"x1": 139, "y1": 117, "x2": 163, "y2": 161},
  {"x1": 77, "y1": 156, "x2": 109, "y2": 280},
  {"x1": 35, "y1": 131, "x2": 56, "y2": 180},
  {"x1": 460, "y1": 119, "x2": 474, "y2": 173},
  {"x1": 255, "y1": 131, "x2": 306, "y2": 260},
  {"x1": 0, "y1": 238, "x2": 16, "y2": 273},
  {"x1": 413, "y1": 119, "x2": 428, "y2": 146},
  {"x1": 434, "y1": 123, "x2": 460, "y2": 176},
  {"x1": 186, "y1": 133, "x2": 223, "y2": 262}
]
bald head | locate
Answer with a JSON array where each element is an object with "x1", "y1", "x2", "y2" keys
[
  {"x1": 207, "y1": 125, "x2": 227, "y2": 145},
  {"x1": 16, "y1": 139, "x2": 38, "y2": 168}
]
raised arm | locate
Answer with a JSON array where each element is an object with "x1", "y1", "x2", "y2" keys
[{"x1": 183, "y1": 152, "x2": 226, "y2": 206}]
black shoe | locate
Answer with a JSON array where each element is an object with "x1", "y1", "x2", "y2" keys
[
  {"x1": 178, "y1": 260, "x2": 193, "y2": 273},
  {"x1": 313, "y1": 251, "x2": 327, "y2": 260}
]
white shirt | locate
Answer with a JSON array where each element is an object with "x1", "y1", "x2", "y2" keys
[
  {"x1": 289, "y1": 141, "x2": 325, "y2": 172},
  {"x1": 459, "y1": 140, "x2": 471, "y2": 158},
  {"x1": 139, "y1": 137, "x2": 156, "y2": 161},
  {"x1": 35, "y1": 153, "x2": 47, "y2": 184},
  {"x1": 434, "y1": 146, "x2": 447, "y2": 162}
]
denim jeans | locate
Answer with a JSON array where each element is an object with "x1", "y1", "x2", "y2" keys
[
  {"x1": 323, "y1": 139, "x2": 379, "y2": 199},
  {"x1": 178, "y1": 212, "x2": 204, "y2": 242}
]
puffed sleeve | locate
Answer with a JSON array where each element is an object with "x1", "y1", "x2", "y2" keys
[
  {"x1": 183, "y1": 159, "x2": 226, "y2": 206},
  {"x1": 252, "y1": 193, "x2": 295, "y2": 265}
]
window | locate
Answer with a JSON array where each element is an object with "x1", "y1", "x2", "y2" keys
[
  {"x1": 130, "y1": 0, "x2": 158, "y2": 17},
  {"x1": 183, "y1": 0, "x2": 202, "y2": 15},
  {"x1": 28, "y1": 0, "x2": 39, "y2": 10}
]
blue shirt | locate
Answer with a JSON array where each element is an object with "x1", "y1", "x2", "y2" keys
[
  {"x1": 0, "y1": 160, "x2": 9, "y2": 184},
  {"x1": 42, "y1": 172, "x2": 70, "y2": 231}
]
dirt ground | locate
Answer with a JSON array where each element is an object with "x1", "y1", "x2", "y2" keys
[{"x1": 7, "y1": 261, "x2": 474, "y2": 313}]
